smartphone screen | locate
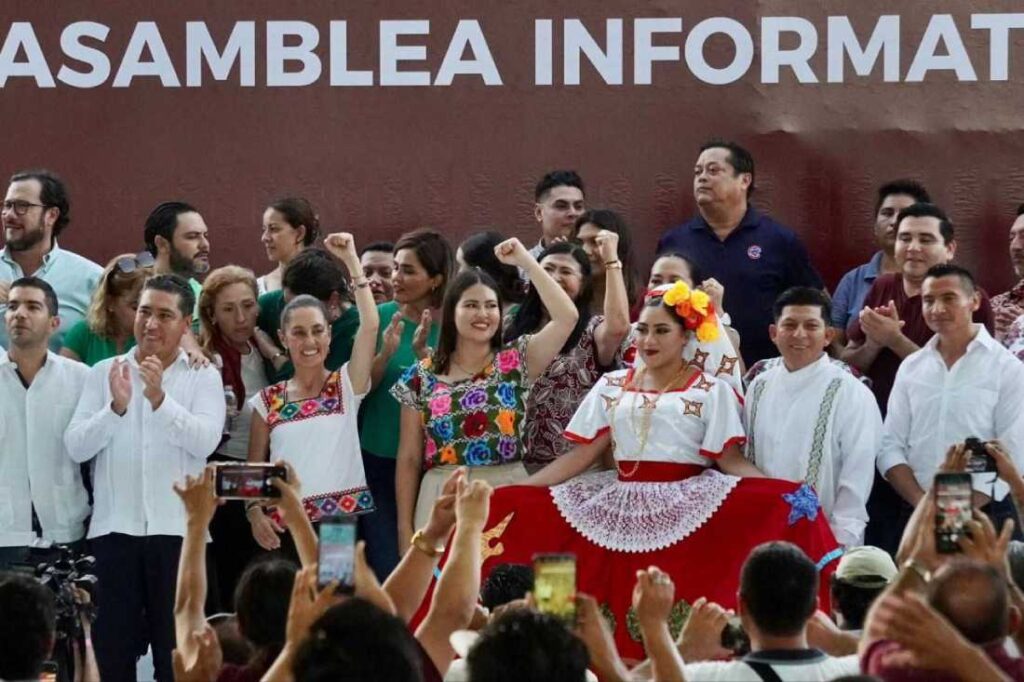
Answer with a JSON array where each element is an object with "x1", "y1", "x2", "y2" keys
[
  {"x1": 40, "y1": 661, "x2": 58, "y2": 682},
  {"x1": 935, "y1": 473, "x2": 973, "y2": 553},
  {"x1": 215, "y1": 464, "x2": 286, "y2": 499},
  {"x1": 318, "y1": 517, "x2": 357, "y2": 593},
  {"x1": 533, "y1": 553, "x2": 576, "y2": 627}
]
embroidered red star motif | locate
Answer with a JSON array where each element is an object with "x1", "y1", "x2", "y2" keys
[
  {"x1": 600, "y1": 394, "x2": 620, "y2": 410},
  {"x1": 604, "y1": 375, "x2": 626, "y2": 388},
  {"x1": 682, "y1": 398, "x2": 704, "y2": 417},
  {"x1": 715, "y1": 355, "x2": 738, "y2": 377},
  {"x1": 693, "y1": 374, "x2": 715, "y2": 392},
  {"x1": 689, "y1": 349, "x2": 710, "y2": 371},
  {"x1": 640, "y1": 394, "x2": 658, "y2": 410}
]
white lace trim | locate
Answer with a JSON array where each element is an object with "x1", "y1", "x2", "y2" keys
[{"x1": 549, "y1": 469, "x2": 740, "y2": 553}]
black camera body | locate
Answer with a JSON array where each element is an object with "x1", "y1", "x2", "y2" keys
[
  {"x1": 33, "y1": 547, "x2": 98, "y2": 641},
  {"x1": 964, "y1": 437, "x2": 997, "y2": 474}
]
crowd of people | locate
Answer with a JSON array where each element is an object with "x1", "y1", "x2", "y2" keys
[{"x1": 1, "y1": 138, "x2": 1024, "y2": 681}]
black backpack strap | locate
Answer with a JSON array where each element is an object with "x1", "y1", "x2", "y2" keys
[{"x1": 745, "y1": 660, "x2": 784, "y2": 682}]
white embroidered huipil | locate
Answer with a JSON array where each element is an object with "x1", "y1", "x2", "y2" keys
[
  {"x1": 64, "y1": 350, "x2": 225, "y2": 538},
  {"x1": 744, "y1": 354, "x2": 880, "y2": 547},
  {"x1": 0, "y1": 352, "x2": 91, "y2": 546},
  {"x1": 880, "y1": 325, "x2": 1024, "y2": 501}
]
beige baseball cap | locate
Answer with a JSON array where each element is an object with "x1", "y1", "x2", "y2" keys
[{"x1": 834, "y1": 546, "x2": 898, "y2": 586}]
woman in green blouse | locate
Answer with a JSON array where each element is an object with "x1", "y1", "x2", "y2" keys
[{"x1": 60, "y1": 253, "x2": 153, "y2": 365}]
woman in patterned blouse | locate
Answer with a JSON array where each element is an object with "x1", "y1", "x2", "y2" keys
[
  {"x1": 391, "y1": 237, "x2": 579, "y2": 552},
  {"x1": 504, "y1": 234, "x2": 631, "y2": 473},
  {"x1": 245, "y1": 233, "x2": 379, "y2": 552}
]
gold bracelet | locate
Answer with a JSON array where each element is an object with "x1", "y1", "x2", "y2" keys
[
  {"x1": 410, "y1": 529, "x2": 444, "y2": 558},
  {"x1": 604, "y1": 261, "x2": 623, "y2": 270},
  {"x1": 902, "y1": 559, "x2": 931, "y2": 583}
]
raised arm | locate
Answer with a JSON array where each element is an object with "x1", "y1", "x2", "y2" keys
[
  {"x1": 324, "y1": 233, "x2": 380, "y2": 393},
  {"x1": 384, "y1": 468, "x2": 462, "y2": 622},
  {"x1": 592, "y1": 231, "x2": 632, "y2": 367},
  {"x1": 172, "y1": 467, "x2": 219, "y2": 671},
  {"x1": 416, "y1": 479, "x2": 492, "y2": 676},
  {"x1": 494, "y1": 238, "x2": 579, "y2": 382}
]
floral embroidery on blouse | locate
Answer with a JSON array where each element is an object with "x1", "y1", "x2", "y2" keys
[
  {"x1": 260, "y1": 371, "x2": 345, "y2": 431},
  {"x1": 391, "y1": 336, "x2": 531, "y2": 470}
]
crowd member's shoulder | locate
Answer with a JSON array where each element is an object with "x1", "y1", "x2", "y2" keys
[
  {"x1": 49, "y1": 349, "x2": 89, "y2": 380},
  {"x1": 57, "y1": 246, "x2": 103, "y2": 274}
]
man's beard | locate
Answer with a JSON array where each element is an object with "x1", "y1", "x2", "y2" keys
[
  {"x1": 5, "y1": 218, "x2": 46, "y2": 252},
  {"x1": 169, "y1": 246, "x2": 208, "y2": 276}
]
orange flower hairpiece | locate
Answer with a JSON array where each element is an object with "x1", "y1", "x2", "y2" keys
[{"x1": 649, "y1": 281, "x2": 720, "y2": 342}]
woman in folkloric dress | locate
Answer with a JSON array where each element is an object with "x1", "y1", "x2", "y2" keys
[{"x1": 477, "y1": 281, "x2": 841, "y2": 659}]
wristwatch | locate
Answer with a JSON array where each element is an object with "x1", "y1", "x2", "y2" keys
[{"x1": 410, "y1": 529, "x2": 444, "y2": 558}]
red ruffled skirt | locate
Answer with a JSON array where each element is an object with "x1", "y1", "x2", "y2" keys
[{"x1": 477, "y1": 463, "x2": 840, "y2": 660}]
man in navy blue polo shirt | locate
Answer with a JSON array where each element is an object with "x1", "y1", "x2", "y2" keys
[{"x1": 657, "y1": 140, "x2": 823, "y2": 365}]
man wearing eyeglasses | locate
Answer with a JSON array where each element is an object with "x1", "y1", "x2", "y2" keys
[{"x1": 0, "y1": 169, "x2": 102, "y2": 351}]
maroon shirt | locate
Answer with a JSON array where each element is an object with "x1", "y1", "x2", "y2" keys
[
  {"x1": 846, "y1": 273, "x2": 994, "y2": 413},
  {"x1": 863, "y1": 639, "x2": 1024, "y2": 681}
]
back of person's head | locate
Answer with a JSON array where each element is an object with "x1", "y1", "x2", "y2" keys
[
  {"x1": 480, "y1": 564, "x2": 534, "y2": 610},
  {"x1": 739, "y1": 542, "x2": 818, "y2": 637},
  {"x1": 143, "y1": 200, "x2": 200, "y2": 256},
  {"x1": 283, "y1": 248, "x2": 350, "y2": 303},
  {"x1": 459, "y1": 230, "x2": 525, "y2": 304},
  {"x1": 234, "y1": 557, "x2": 299, "y2": 666},
  {"x1": 467, "y1": 608, "x2": 589, "y2": 682},
  {"x1": 830, "y1": 546, "x2": 897, "y2": 631},
  {"x1": 0, "y1": 572, "x2": 56, "y2": 680},
  {"x1": 772, "y1": 286, "x2": 832, "y2": 324},
  {"x1": 291, "y1": 599, "x2": 422, "y2": 682},
  {"x1": 534, "y1": 170, "x2": 585, "y2": 202},
  {"x1": 10, "y1": 169, "x2": 71, "y2": 238},
  {"x1": 875, "y1": 179, "x2": 931, "y2": 214},
  {"x1": 928, "y1": 559, "x2": 1010, "y2": 644},
  {"x1": 895, "y1": 202, "x2": 955, "y2": 244}
]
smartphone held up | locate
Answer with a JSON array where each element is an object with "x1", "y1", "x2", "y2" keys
[
  {"x1": 214, "y1": 462, "x2": 287, "y2": 499},
  {"x1": 533, "y1": 553, "x2": 577, "y2": 627},
  {"x1": 318, "y1": 516, "x2": 357, "y2": 594},
  {"x1": 934, "y1": 472, "x2": 973, "y2": 553}
]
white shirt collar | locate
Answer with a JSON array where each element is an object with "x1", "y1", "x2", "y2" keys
[
  {"x1": 126, "y1": 347, "x2": 189, "y2": 369},
  {"x1": 923, "y1": 324, "x2": 998, "y2": 355}
]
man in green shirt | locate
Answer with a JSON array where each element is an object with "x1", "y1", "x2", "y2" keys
[{"x1": 257, "y1": 248, "x2": 361, "y2": 382}]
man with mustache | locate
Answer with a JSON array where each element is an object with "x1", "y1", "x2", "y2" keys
[
  {"x1": 0, "y1": 169, "x2": 102, "y2": 350},
  {"x1": 992, "y1": 204, "x2": 1024, "y2": 344},
  {"x1": 143, "y1": 201, "x2": 211, "y2": 318}
]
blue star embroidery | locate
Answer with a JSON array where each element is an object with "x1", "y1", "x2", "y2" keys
[{"x1": 783, "y1": 483, "x2": 820, "y2": 526}]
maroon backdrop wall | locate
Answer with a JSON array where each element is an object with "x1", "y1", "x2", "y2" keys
[{"x1": 2, "y1": 1, "x2": 1022, "y2": 292}]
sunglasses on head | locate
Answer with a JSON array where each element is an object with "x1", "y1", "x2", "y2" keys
[{"x1": 116, "y1": 252, "x2": 155, "y2": 274}]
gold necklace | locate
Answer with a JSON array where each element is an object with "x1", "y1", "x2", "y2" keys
[
  {"x1": 451, "y1": 352, "x2": 493, "y2": 379},
  {"x1": 612, "y1": 365, "x2": 691, "y2": 479}
]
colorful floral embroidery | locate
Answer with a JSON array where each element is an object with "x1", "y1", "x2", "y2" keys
[
  {"x1": 463, "y1": 412, "x2": 488, "y2": 439},
  {"x1": 440, "y1": 444, "x2": 458, "y2": 464},
  {"x1": 429, "y1": 394, "x2": 451, "y2": 418},
  {"x1": 465, "y1": 440, "x2": 491, "y2": 465},
  {"x1": 496, "y1": 348, "x2": 521, "y2": 374},
  {"x1": 390, "y1": 337, "x2": 531, "y2": 470},
  {"x1": 261, "y1": 371, "x2": 345, "y2": 431},
  {"x1": 496, "y1": 409, "x2": 516, "y2": 435}
]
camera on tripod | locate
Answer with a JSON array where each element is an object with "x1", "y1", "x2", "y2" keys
[{"x1": 32, "y1": 546, "x2": 98, "y2": 640}]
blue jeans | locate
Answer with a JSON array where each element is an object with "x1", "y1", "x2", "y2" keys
[{"x1": 359, "y1": 451, "x2": 400, "y2": 581}]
